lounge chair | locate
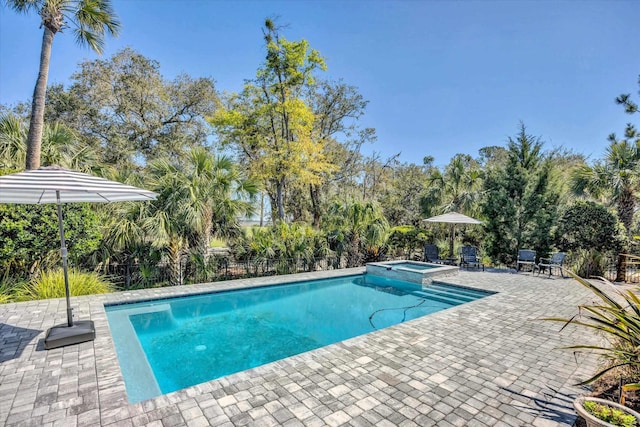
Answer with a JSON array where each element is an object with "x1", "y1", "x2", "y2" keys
[
  {"x1": 535, "y1": 252, "x2": 566, "y2": 277},
  {"x1": 424, "y1": 244, "x2": 444, "y2": 264},
  {"x1": 516, "y1": 249, "x2": 536, "y2": 273},
  {"x1": 460, "y1": 246, "x2": 484, "y2": 270}
]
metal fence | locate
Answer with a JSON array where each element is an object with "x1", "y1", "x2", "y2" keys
[
  {"x1": 569, "y1": 252, "x2": 640, "y2": 284},
  {"x1": 104, "y1": 255, "x2": 370, "y2": 289},
  {"x1": 102, "y1": 251, "x2": 640, "y2": 290}
]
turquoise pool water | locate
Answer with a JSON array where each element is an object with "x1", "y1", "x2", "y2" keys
[{"x1": 105, "y1": 274, "x2": 492, "y2": 403}]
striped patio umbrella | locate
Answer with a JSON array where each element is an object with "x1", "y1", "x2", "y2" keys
[
  {"x1": 423, "y1": 212, "x2": 483, "y2": 258},
  {"x1": 0, "y1": 165, "x2": 157, "y2": 349}
]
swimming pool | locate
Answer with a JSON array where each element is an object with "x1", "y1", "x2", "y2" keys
[{"x1": 105, "y1": 274, "x2": 493, "y2": 403}]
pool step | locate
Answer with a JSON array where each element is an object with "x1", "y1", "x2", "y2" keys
[
  {"x1": 419, "y1": 289, "x2": 477, "y2": 303},
  {"x1": 413, "y1": 283, "x2": 491, "y2": 305},
  {"x1": 129, "y1": 308, "x2": 178, "y2": 334},
  {"x1": 412, "y1": 290, "x2": 471, "y2": 306},
  {"x1": 428, "y1": 283, "x2": 489, "y2": 299}
]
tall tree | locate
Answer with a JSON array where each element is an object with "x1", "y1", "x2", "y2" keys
[
  {"x1": 5, "y1": 0, "x2": 120, "y2": 170},
  {"x1": 210, "y1": 19, "x2": 334, "y2": 222},
  {"x1": 420, "y1": 153, "x2": 484, "y2": 219},
  {"x1": 308, "y1": 80, "x2": 374, "y2": 227},
  {"x1": 615, "y1": 74, "x2": 639, "y2": 115},
  {"x1": 570, "y1": 75, "x2": 640, "y2": 281},
  {"x1": 481, "y1": 124, "x2": 560, "y2": 265},
  {"x1": 571, "y1": 127, "x2": 640, "y2": 280},
  {"x1": 418, "y1": 154, "x2": 484, "y2": 257},
  {"x1": 55, "y1": 48, "x2": 218, "y2": 169},
  {"x1": 380, "y1": 161, "x2": 432, "y2": 226},
  {"x1": 361, "y1": 151, "x2": 399, "y2": 201}
]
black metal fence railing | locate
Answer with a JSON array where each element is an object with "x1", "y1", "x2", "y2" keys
[
  {"x1": 101, "y1": 252, "x2": 640, "y2": 290},
  {"x1": 103, "y1": 255, "x2": 371, "y2": 290},
  {"x1": 566, "y1": 252, "x2": 640, "y2": 284}
]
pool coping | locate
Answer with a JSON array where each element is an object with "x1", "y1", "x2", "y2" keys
[{"x1": 1, "y1": 268, "x2": 603, "y2": 426}]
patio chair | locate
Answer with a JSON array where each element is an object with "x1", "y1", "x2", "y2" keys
[
  {"x1": 535, "y1": 252, "x2": 566, "y2": 277},
  {"x1": 516, "y1": 249, "x2": 536, "y2": 273},
  {"x1": 460, "y1": 245, "x2": 484, "y2": 270},
  {"x1": 423, "y1": 244, "x2": 444, "y2": 264}
]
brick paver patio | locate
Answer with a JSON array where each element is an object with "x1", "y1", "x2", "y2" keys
[{"x1": 1, "y1": 268, "x2": 603, "y2": 426}]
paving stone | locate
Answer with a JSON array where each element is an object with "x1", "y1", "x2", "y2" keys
[
  {"x1": 228, "y1": 412, "x2": 252, "y2": 426},
  {"x1": 217, "y1": 395, "x2": 237, "y2": 408},
  {"x1": 323, "y1": 410, "x2": 351, "y2": 427}
]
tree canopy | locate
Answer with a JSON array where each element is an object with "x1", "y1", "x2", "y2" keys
[{"x1": 1, "y1": 19, "x2": 639, "y2": 292}]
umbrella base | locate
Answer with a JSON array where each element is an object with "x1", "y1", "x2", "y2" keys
[{"x1": 44, "y1": 320, "x2": 95, "y2": 350}]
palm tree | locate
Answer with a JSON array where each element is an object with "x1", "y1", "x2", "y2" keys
[
  {"x1": 95, "y1": 198, "x2": 155, "y2": 288},
  {"x1": 0, "y1": 114, "x2": 26, "y2": 171},
  {"x1": 262, "y1": 222, "x2": 322, "y2": 274},
  {"x1": 0, "y1": 113, "x2": 96, "y2": 171},
  {"x1": 325, "y1": 200, "x2": 389, "y2": 267},
  {"x1": 571, "y1": 126, "x2": 640, "y2": 280},
  {"x1": 421, "y1": 154, "x2": 483, "y2": 218},
  {"x1": 143, "y1": 149, "x2": 256, "y2": 285},
  {"x1": 420, "y1": 154, "x2": 484, "y2": 256},
  {"x1": 6, "y1": 0, "x2": 119, "y2": 170},
  {"x1": 153, "y1": 148, "x2": 257, "y2": 261}
]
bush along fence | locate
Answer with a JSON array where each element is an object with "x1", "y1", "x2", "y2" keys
[
  {"x1": 570, "y1": 252, "x2": 640, "y2": 284},
  {"x1": 103, "y1": 255, "x2": 374, "y2": 289},
  {"x1": 96, "y1": 251, "x2": 640, "y2": 290}
]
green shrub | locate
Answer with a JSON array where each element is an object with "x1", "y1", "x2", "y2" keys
[
  {"x1": 387, "y1": 226, "x2": 429, "y2": 258},
  {"x1": 0, "y1": 277, "x2": 28, "y2": 304},
  {"x1": 553, "y1": 201, "x2": 624, "y2": 276},
  {"x1": 14, "y1": 269, "x2": 114, "y2": 301},
  {"x1": 0, "y1": 282, "x2": 14, "y2": 304},
  {"x1": 554, "y1": 201, "x2": 623, "y2": 253},
  {"x1": 0, "y1": 204, "x2": 102, "y2": 280},
  {"x1": 571, "y1": 248, "x2": 608, "y2": 277},
  {"x1": 583, "y1": 400, "x2": 637, "y2": 427}
]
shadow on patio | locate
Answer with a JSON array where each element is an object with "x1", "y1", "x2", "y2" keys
[
  {"x1": 501, "y1": 384, "x2": 588, "y2": 425},
  {"x1": 0, "y1": 323, "x2": 42, "y2": 362}
]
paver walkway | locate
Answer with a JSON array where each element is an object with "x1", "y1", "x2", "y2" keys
[{"x1": 1, "y1": 268, "x2": 603, "y2": 426}]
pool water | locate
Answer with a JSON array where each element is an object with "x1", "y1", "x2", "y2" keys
[
  {"x1": 105, "y1": 274, "x2": 492, "y2": 403},
  {"x1": 389, "y1": 261, "x2": 438, "y2": 271}
]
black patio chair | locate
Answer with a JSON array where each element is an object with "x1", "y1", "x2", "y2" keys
[
  {"x1": 516, "y1": 249, "x2": 536, "y2": 273},
  {"x1": 460, "y1": 246, "x2": 484, "y2": 271},
  {"x1": 535, "y1": 252, "x2": 566, "y2": 277},
  {"x1": 424, "y1": 244, "x2": 444, "y2": 264}
]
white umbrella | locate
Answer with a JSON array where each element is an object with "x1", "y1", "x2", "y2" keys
[
  {"x1": 0, "y1": 165, "x2": 157, "y2": 349},
  {"x1": 423, "y1": 211, "x2": 483, "y2": 257}
]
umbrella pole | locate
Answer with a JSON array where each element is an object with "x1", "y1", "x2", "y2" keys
[
  {"x1": 449, "y1": 224, "x2": 455, "y2": 258},
  {"x1": 44, "y1": 196, "x2": 95, "y2": 349},
  {"x1": 56, "y1": 191, "x2": 73, "y2": 327}
]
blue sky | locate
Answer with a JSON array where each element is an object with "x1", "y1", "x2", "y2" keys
[{"x1": 1, "y1": 0, "x2": 639, "y2": 166}]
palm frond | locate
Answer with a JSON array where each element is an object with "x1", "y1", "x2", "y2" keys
[{"x1": 548, "y1": 271, "x2": 640, "y2": 385}]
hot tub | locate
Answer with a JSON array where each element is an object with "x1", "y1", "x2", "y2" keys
[{"x1": 366, "y1": 260, "x2": 458, "y2": 284}]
